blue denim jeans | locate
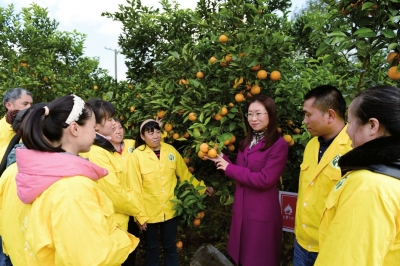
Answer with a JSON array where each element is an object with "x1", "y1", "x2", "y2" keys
[
  {"x1": 293, "y1": 239, "x2": 318, "y2": 266},
  {"x1": 0, "y1": 236, "x2": 12, "y2": 266},
  {"x1": 143, "y1": 217, "x2": 178, "y2": 266}
]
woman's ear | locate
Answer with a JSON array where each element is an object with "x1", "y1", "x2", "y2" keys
[
  {"x1": 69, "y1": 122, "x2": 79, "y2": 137},
  {"x1": 368, "y1": 118, "x2": 380, "y2": 135}
]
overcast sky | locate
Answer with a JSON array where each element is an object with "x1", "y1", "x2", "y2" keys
[{"x1": 0, "y1": 0, "x2": 305, "y2": 81}]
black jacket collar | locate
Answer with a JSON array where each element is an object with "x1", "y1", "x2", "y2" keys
[
  {"x1": 339, "y1": 136, "x2": 400, "y2": 179},
  {"x1": 93, "y1": 134, "x2": 117, "y2": 153}
]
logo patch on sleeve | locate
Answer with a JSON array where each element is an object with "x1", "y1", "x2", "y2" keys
[
  {"x1": 168, "y1": 153, "x2": 175, "y2": 162},
  {"x1": 128, "y1": 147, "x2": 134, "y2": 153}
]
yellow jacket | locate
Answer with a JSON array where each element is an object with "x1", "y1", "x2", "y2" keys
[
  {"x1": 0, "y1": 116, "x2": 14, "y2": 150},
  {"x1": 315, "y1": 170, "x2": 400, "y2": 265},
  {"x1": 0, "y1": 165, "x2": 138, "y2": 266},
  {"x1": 130, "y1": 143, "x2": 205, "y2": 224},
  {"x1": 295, "y1": 125, "x2": 352, "y2": 252},
  {"x1": 82, "y1": 143, "x2": 144, "y2": 230}
]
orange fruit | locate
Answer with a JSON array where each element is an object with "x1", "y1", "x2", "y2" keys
[
  {"x1": 214, "y1": 113, "x2": 222, "y2": 121},
  {"x1": 257, "y1": 70, "x2": 268, "y2": 80},
  {"x1": 219, "y1": 34, "x2": 228, "y2": 43},
  {"x1": 230, "y1": 135, "x2": 236, "y2": 144},
  {"x1": 250, "y1": 85, "x2": 261, "y2": 95},
  {"x1": 128, "y1": 84, "x2": 133, "y2": 89},
  {"x1": 251, "y1": 64, "x2": 261, "y2": 71},
  {"x1": 209, "y1": 56, "x2": 217, "y2": 64},
  {"x1": 223, "y1": 139, "x2": 230, "y2": 146},
  {"x1": 227, "y1": 145, "x2": 235, "y2": 151},
  {"x1": 193, "y1": 218, "x2": 201, "y2": 226},
  {"x1": 289, "y1": 139, "x2": 295, "y2": 147},
  {"x1": 235, "y1": 93, "x2": 245, "y2": 102},
  {"x1": 176, "y1": 241, "x2": 183, "y2": 249},
  {"x1": 173, "y1": 133, "x2": 180, "y2": 139},
  {"x1": 93, "y1": 85, "x2": 98, "y2": 90},
  {"x1": 277, "y1": 127, "x2": 282, "y2": 134},
  {"x1": 220, "y1": 107, "x2": 228, "y2": 116},
  {"x1": 386, "y1": 52, "x2": 399, "y2": 63},
  {"x1": 183, "y1": 132, "x2": 190, "y2": 138},
  {"x1": 188, "y1": 166, "x2": 195, "y2": 173},
  {"x1": 228, "y1": 102, "x2": 234, "y2": 107},
  {"x1": 198, "y1": 150, "x2": 206, "y2": 158},
  {"x1": 188, "y1": 112, "x2": 197, "y2": 121},
  {"x1": 130, "y1": 106, "x2": 135, "y2": 112},
  {"x1": 183, "y1": 157, "x2": 190, "y2": 164},
  {"x1": 225, "y1": 54, "x2": 233, "y2": 62},
  {"x1": 136, "y1": 94, "x2": 141, "y2": 98},
  {"x1": 294, "y1": 128, "x2": 301, "y2": 134},
  {"x1": 220, "y1": 61, "x2": 228, "y2": 67},
  {"x1": 197, "y1": 211, "x2": 205, "y2": 219},
  {"x1": 196, "y1": 71, "x2": 204, "y2": 79},
  {"x1": 287, "y1": 120, "x2": 293, "y2": 126},
  {"x1": 388, "y1": 66, "x2": 400, "y2": 80},
  {"x1": 246, "y1": 92, "x2": 253, "y2": 98},
  {"x1": 179, "y1": 79, "x2": 189, "y2": 88},
  {"x1": 270, "y1": 70, "x2": 281, "y2": 81},
  {"x1": 157, "y1": 110, "x2": 165, "y2": 118},
  {"x1": 207, "y1": 148, "x2": 218, "y2": 158},
  {"x1": 239, "y1": 52, "x2": 246, "y2": 57},
  {"x1": 283, "y1": 135, "x2": 293, "y2": 143},
  {"x1": 200, "y1": 143, "x2": 209, "y2": 153},
  {"x1": 164, "y1": 123, "x2": 173, "y2": 132}
]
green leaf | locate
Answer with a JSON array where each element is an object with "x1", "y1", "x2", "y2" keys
[
  {"x1": 327, "y1": 31, "x2": 347, "y2": 37},
  {"x1": 353, "y1": 28, "x2": 376, "y2": 38},
  {"x1": 361, "y1": 2, "x2": 374, "y2": 10},
  {"x1": 316, "y1": 42, "x2": 329, "y2": 56},
  {"x1": 179, "y1": 190, "x2": 191, "y2": 198},
  {"x1": 388, "y1": 43, "x2": 398, "y2": 51},
  {"x1": 381, "y1": 29, "x2": 395, "y2": 38}
]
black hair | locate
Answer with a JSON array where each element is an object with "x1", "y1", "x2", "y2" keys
[
  {"x1": 351, "y1": 85, "x2": 400, "y2": 136},
  {"x1": 21, "y1": 95, "x2": 92, "y2": 152},
  {"x1": 135, "y1": 121, "x2": 161, "y2": 149},
  {"x1": 304, "y1": 85, "x2": 346, "y2": 119},
  {"x1": 87, "y1": 98, "x2": 115, "y2": 124},
  {"x1": 113, "y1": 117, "x2": 122, "y2": 126},
  {"x1": 0, "y1": 103, "x2": 46, "y2": 175},
  {"x1": 240, "y1": 95, "x2": 280, "y2": 151}
]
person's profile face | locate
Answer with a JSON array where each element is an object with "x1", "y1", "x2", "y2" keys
[
  {"x1": 302, "y1": 98, "x2": 330, "y2": 138},
  {"x1": 6, "y1": 94, "x2": 33, "y2": 112}
]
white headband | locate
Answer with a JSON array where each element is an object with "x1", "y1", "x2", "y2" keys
[{"x1": 65, "y1": 94, "x2": 85, "y2": 124}]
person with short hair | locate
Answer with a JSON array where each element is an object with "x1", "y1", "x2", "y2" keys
[
  {"x1": 294, "y1": 85, "x2": 352, "y2": 266},
  {"x1": 131, "y1": 119, "x2": 214, "y2": 266},
  {"x1": 0, "y1": 95, "x2": 138, "y2": 265},
  {"x1": 315, "y1": 85, "x2": 400, "y2": 265},
  {"x1": 82, "y1": 99, "x2": 143, "y2": 231},
  {"x1": 0, "y1": 88, "x2": 32, "y2": 150}
]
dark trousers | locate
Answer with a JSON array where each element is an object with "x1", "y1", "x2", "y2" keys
[
  {"x1": 143, "y1": 217, "x2": 178, "y2": 266},
  {"x1": 0, "y1": 236, "x2": 12, "y2": 266},
  {"x1": 293, "y1": 238, "x2": 318, "y2": 266},
  {"x1": 122, "y1": 217, "x2": 140, "y2": 266}
]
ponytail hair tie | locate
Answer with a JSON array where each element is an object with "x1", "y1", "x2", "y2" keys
[{"x1": 43, "y1": 106, "x2": 50, "y2": 116}]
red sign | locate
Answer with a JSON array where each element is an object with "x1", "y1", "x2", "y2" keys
[{"x1": 279, "y1": 191, "x2": 298, "y2": 233}]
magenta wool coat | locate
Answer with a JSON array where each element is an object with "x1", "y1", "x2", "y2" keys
[{"x1": 224, "y1": 136, "x2": 288, "y2": 266}]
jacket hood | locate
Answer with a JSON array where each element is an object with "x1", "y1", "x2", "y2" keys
[
  {"x1": 339, "y1": 136, "x2": 400, "y2": 179},
  {"x1": 93, "y1": 133, "x2": 117, "y2": 153},
  {"x1": 16, "y1": 148, "x2": 108, "y2": 204}
]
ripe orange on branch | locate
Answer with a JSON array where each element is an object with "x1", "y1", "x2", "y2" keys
[
  {"x1": 250, "y1": 85, "x2": 261, "y2": 95},
  {"x1": 209, "y1": 56, "x2": 217, "y2": 64},
  {"x1": 200, "y1": 143, "x2": 209, "y2": 153},
  {"x1": 257, "y1": 70, "x2": 268, "y2": 80},
  {"x1": 196, "y1": 71, "x2": 204, "y2": 79},
  {"x1": 219, "y1": 34, "x2": 228, "y2": 43},
  {"x1": 270, "y1": 70, "x2": 281, "y2": 81},
  {"x1": 388, "y1": 66, "x2": 400, "y2": 80},
  {"x1": 193, "y1": 218, "x2": 201, "y2": 226},
  {"x1": 207, "y1": 148, "x2": 218, "y2": 158},
  {"x1": 176, "y1": 241, "x2": 183, "y2": 249},
  {"x1": 387, "y1": 52, "x2": 399, "y2": 63},
  {"x1": 235, "y1": 93, "x2": 245, "y2": 102},
  {"x1": 251, "y1": 64, "x2": 261, "y2": 71},
  {"x1": 157, "y1": 110, "x2": 166, "y2": 118},
  {"x1": 283, "y1": 135, "x2": 293, "y2": 143},
  {"x1": 164, "y1": 123, "x2": 173, "y2": 132},
  {"x1": 220, "y1": 107, "x2": 228, "y2": 116}
]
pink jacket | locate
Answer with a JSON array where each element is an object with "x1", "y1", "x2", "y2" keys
[{"x1": 16, "y1": 148, "x2": 108, "y2": 204}]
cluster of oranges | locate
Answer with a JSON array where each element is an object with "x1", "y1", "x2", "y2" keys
[
  {"x1": 198, "y1": 143, "x2": 218, "y2": 160},
  {"x1": 387, "y1": 51, "x2": 400, "y2": 80},
  {"x1": 175, "y1": 211, "x2": 205, "y2": 249}
]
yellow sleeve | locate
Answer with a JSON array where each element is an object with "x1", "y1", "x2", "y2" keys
[
  {"x1": 174, "y1": 149, "x2": 206, "y2": 194},
  {"x1": 88, "y1": 149, "x2": 142, "y2": 217},
  {"x1": 315, "y1": 190, "x2": 395, "y2": 266},
  {"x1": 129, "y1": 151, "x2": 149, "y2": 225},
  {"x1": 52, "y1": 195, "x2": 138, "y2": 265}
]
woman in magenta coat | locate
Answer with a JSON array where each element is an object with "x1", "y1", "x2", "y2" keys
[{"x1": 209, "y1": 95, "x2": 288, "y2": 266}]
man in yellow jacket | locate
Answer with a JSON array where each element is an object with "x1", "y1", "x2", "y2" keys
[
  {"x1": 0, "y1": 88, "x2": 33, "y2": 149},
  {"x1": 294, "y1": 85, "x2": 352, "y2": 266}
]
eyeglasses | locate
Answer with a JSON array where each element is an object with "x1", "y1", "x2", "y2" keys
[{"x1": 244, "y1": 113, "x2": 268, "y2": 118}]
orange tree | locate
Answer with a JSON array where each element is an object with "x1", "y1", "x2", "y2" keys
[{"x1": 0, "y1": 4, "x2": 117, "y2": 113}]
